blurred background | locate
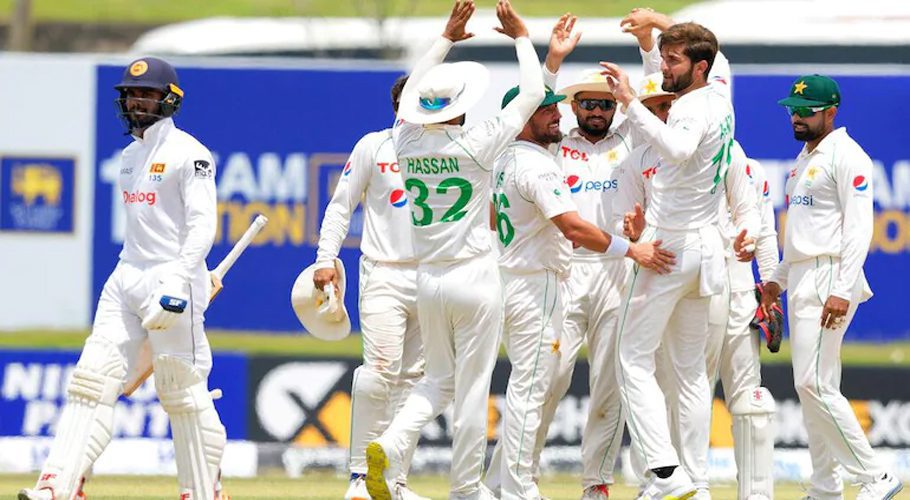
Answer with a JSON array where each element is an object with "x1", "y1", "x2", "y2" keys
[{"x1": 0, "y1": 0, "x2": 909, "y2": 493}]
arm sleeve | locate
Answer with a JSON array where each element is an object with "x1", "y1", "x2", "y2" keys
[
  {"x1": 831, "y1": 148, "x2": 875, "y2": 300},
  {"x1": 624, "y1": 97, "x2": 707, "y2": 165},
  {"x1": 314, "y1": 134, "x2": 375, "y2": 269},
  {"x1": 543, "y1": 64, "x2": 559, "y2": 91},
  {"x1": 517, "y1": 164, "x2": 576, "y2": 219},
  {"x1": 725, "y1": 143, "x2": 761, "y2": 238},
  {"x1": 708, "y1": 51, "x2": 732, "y2": 103},
  {"x1": 640, "y1": 40, "x2": 662, "y2": 75},
  {"x1": 612, "y1": 148, "x2": 647, "y2": 234},
  {"x1": 752, "y1": 160, "x2": 779, "y2": 283},
  {"x1": 468, "y1": 36, "x2": 546, "y2": 169},
  {"x1": 177, "y1": 150, "x2": 218, "y2": 281}
]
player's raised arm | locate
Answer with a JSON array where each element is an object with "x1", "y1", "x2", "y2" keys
[
  {"x1": 397, "y1": 0, "x2": 476, "y2": 121},
  {"x1": 496, "y1": 0, "x2": 546, "y2": 128},
  {"x1": 544, "y1": 13, "x2": 582, "y2": 83},
  {"x1": 621, "y1": 7, "x2": 674, "y2": 70}
]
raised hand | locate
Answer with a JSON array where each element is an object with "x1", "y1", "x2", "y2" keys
[
  {"x1": 598, "y1": 61, "x2": 635, "y2": 106},
  {"x1": 494, "y1": 0, "x2": 529, "y2": 40},
  {"x1": 443, "y1": 0, "x2": 476, "y2": 42},
  {"x1": 548, "y1": 13, "x2": 582, "y2": 64}
]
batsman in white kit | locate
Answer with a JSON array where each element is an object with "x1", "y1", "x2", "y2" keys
[
  {"x1": 19, "y1": 57, "x2": 226, "y2": 500},
  {"x1": 600, "y1": 21, "x2": 737, "y2": 499},
  {"x1": 761, "y1": 75, "x2": 903, "y2": 500},
  {"x1": 309, "y1": 75, "x2": 429, "y2": 500},
  {"x1": 364, "y1": 1, "x2": 545, "y2": 498},
  {"x1": 484, "y1": 85, "x2": 675, "y2": 500}
]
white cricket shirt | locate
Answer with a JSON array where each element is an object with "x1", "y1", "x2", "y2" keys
[
  {"x1": 118, "y1": 118, "x2": 217, "y2": 280},
  {"x1": 624, "y1": 83, "x2": 735, "y2": 230},
  {"x1": 493, "y1": 140, "x2": 576, "y2": 275},
  {"x1": 771, "y1": 127, "x2": 874, "y2": 300},
  {"x1": 316, "y1": 129, "x2": 415, "y2": 268},
  {"x1": 394, "y1": 36, "x2": 545, "y2": 264}
]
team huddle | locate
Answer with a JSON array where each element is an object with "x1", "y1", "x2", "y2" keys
[{"x1": 15, "y1": 0, "x2": 904, "y2": 500}]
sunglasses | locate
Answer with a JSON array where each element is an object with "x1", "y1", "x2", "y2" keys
[
  {"x1": 577, "y1": 99, "x2": 617, "y2": 111},
  {"x1": 786, "y1": 104, "x2": 833, "y2": 118}
]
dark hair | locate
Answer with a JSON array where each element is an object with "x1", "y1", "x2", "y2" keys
[
  {"x1": 658, "y1": 22, "x2": 719, "y2": 78},
  {"x1": 391, "y1": 75, "x2": 409, "y2": 113}
]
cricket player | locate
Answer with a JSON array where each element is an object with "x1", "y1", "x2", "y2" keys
[
  {"x1": 620, "y1": 13, "x2": 782, "y2": 497},
  {"x1": 364, "y1": 2, "x2": 546, "y2": 499},
  {"x1": 312, "y1": 76, "x2": 428, "y2": 500},
  {"x1": 485, "y1": 85, "x2": 676, "y2": 500},
  {"x1": 761, "y1": 75, "x2": 903, "y2": 500},
  {"x1": 599, "y1": 22, "x2": 736, "y2": 499},
  {"x1": 530, "y1": 15, "x2": 647, "y2": 498},
  {"x1": 19, "y1": 57, "x2": 225, "y2": 500}
]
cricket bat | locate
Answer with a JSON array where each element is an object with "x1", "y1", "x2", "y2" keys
[{"x1": 122, "y1": 215, "x2": 269, "y2": 397}]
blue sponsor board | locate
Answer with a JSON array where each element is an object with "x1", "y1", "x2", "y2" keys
[
  {"x1": 92, "y1": 64, "x2": 909, "y2": 340},
  {"x1": 93, "y1": 65, "x2": 402, "y2": 332},
  {"x1": 0, "y1": 156, "x2": 75, "y2": 233},
  {"x1": 0, "y1": 350, "x2": 248, "y2": 439},
  {"x1": 733, "y1": 73, "x2": 910, "y2": 340}
]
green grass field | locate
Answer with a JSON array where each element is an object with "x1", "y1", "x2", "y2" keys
[
  {"x1": 0, "y1": 0, "x2": 699, "y2": 22},
  {"x1": 2, "y1": 329, "x2": 908, "y2": 366},
  {"x1": 0, "y1": 472, "x2": 858, "y2": 499}
]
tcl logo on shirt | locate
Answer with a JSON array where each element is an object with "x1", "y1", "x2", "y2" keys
[
  {"x1": 565, "y1": 175, "x2": 617, "y2": 193},
  {"x1": 559, "y1": 146, "x2": 590, "y2": 162},
  {"x1": 377, "y1": 162, "x2": 400, "y2": 173},
  {"x1": 123, "y1": 190, "x2": 157, "y2": 206}
]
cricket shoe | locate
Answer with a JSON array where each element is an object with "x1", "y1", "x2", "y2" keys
[
  {"x1": 635, "y1": 467, "x2": 697, "y2": 500},
  {"x1": 19, "y1": 478, "x2": 87, "y2": 500},
  {"x1": 395, "y1": 483, "x2": 430, "y2": 500},
  {"x1": 581, "y1": 484, "x2": 610, "y2": 499},
  {"x1": 345, "y1": 474, "x2": 371, "y2": 500},
  {"x1": 856, "y1": 472, "x2": 903, "y2": 500},
  {"x1": 365, "y1": 441, "x2": 400, "y2": 500}
]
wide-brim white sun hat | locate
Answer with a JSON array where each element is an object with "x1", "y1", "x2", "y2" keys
[
  {"x1": 638, "y1": 71, "x2": 675, "y2": 101},
  {"x1": 558, "y1": 68, "x2": 615, "y2": 102},
  {"x1": 399, "y1": 61, "x2": 490, "y2": 125},
  {"x1": 291, "y1": 258, "x2": 351, "y2": 341}
]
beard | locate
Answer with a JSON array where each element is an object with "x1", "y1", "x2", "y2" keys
[
  {"x1": 534, "y1": 122, "x2": 563, "y2": 145},
  {"x1": 663, "y1": 66, "x2": 695, "y2": 93},
  {"x1": 577, "y1": 115, "x2": 610, "y2": 138},
  {"x1": 793, "y1": 125, "x2": 821, "y2": 142}
]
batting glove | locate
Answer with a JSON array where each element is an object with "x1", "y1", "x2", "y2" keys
[
  {"x1": 142, "y1": 275, "x2": 189, "y2": 331},
  {"x1": 751, "y1": 282, "x2": 784, "y2": 353}
]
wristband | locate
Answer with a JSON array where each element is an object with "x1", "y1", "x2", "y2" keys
[{"x1": 605, "y1": 235, "x2": 630, "y2": 258}]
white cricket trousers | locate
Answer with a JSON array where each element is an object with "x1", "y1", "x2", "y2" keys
[
  {"x1": 532, "y1": 258, "x2": 629, "y2": 488},
  {"x1": 486, "y1": 269, "x2": 565, "y2": 499},
  {"x1": 788, "y1": 256, "x2": 882, "y2": 499},
  {"x1": 377, "y1": 252, "x2": 503, "y2": 499},
  {"x1": 93, "y1": 259, "x2": 213, "y2": 378},
  {"x1": 657, "y1": 266, "x2": 762, "y2": 489},
  {"x1": 349, "y1": 258, "x2": 424, "y2": 479},
  {"x1": 617, "y1": 226, "x2": 721, "y2": 472}
]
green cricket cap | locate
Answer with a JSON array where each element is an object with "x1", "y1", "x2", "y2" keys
[
  {"x1": 501, "y1": 85, "x2": 566, "y2": 109},
  {"x1": 777, "y1": 74, "x2": 841, "y2": 107}
]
